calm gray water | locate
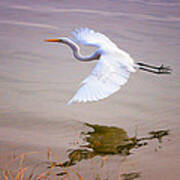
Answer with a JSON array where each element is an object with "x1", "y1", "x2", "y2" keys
[{"x1": 0, "y1": 0, "x2": 180, "y2": 179}]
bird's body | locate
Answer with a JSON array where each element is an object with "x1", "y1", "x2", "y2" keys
[{"x1": 45, "y1": 28, "x2": 171, "y2": 104}]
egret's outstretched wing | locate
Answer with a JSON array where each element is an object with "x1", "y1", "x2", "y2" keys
[
  {"x1": 72, "y1": 28, "x2": 118, "y2": 50},
  {"x1": 68, "y1": 55, "x2": 135, "y2": 104}
]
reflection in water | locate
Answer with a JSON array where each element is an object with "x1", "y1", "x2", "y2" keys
[{"x1": 54, "y1": 123, "x2": 169, "y2": 177}]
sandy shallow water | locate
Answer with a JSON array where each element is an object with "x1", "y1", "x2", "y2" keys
[{"x1": 0, "y1": 0, "x2": 180, "y2": 179}]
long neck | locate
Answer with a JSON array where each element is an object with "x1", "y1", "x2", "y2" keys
[{"x1": 63, "y1": 39, "x2": 100, "y2": 61}]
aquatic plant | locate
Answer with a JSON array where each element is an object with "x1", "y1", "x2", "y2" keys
[
  {"x1": 55, "y1": 123, "x2": 169, "y2": 170},
  {"x1": 0, "y1": 123, "x2": 169, "y2": 179}
]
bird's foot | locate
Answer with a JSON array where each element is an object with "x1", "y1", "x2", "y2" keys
[{"x1": 158, "y1": 64, "x2": 172, "y2": 74}]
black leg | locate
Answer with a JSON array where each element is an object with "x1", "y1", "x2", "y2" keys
[{"x1": 137, "y1": 62, "x2": 172, "y2": 74}]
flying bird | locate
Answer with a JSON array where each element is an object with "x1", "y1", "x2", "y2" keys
[{"x1": 45, "y1": 28, "x2": 171, "y2": 104}]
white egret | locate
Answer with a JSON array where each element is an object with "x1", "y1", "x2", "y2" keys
[{"x1": 45, "y1": 28, "x2": 171, "y2": 104}]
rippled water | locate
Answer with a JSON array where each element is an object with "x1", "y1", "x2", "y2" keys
[{"x1": 0, "y1": 0, "x2": 180, "y2": 179}]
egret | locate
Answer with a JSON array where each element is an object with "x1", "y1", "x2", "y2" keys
[{"x1": 45, "y1": 28, "x2": 171, "y2": 104}]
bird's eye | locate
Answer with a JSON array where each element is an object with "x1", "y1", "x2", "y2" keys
[{"x1": 59, "y1": 39, "x2": 64, "y2": 42}]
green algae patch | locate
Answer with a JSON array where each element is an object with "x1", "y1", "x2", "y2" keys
[
  {"x1": 84, "y1": 123, "x2": 131, "y2": 155},
  {"x1": 56, "y1": 124, "x2": 169, "y2": 170}
]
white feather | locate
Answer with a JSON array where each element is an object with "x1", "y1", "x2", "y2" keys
[
  {"x1": 67, "y1": 28, "x2": 136, "y2": 104},
  {"x1": 72, "y1": 28, "x2": 118, "y2": 51},
  {"x1": 68, "y1": 54, "x2": 135, "y2": 104}
]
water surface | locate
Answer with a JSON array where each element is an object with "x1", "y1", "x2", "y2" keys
[{"x1": 0, "y1": 0, "x2": 180, "y2": 179}]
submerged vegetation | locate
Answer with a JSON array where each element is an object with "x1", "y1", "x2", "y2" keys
[
  {"x1": 55, "y1": 124, "x2": 169, "y2": 170},
  {"x1": 1, "y1": 123, "x2": 169, "y2": 179},
  {"x1": 121, "y1": 172, "x2": 141, "y2": 180}
]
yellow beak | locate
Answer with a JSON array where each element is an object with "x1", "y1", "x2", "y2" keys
[{"x1": 44, "y1": 39, "x2": 60, "y2": 42}]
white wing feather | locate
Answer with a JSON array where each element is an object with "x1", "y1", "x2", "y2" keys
[
  {"x1": 67, "y1": 28, "x2": 136, "y2": 104},
  {"x1": 72, "y1": 28, "x2": 118, "y2": 50},
  {"x1": 68, "y1": 54, "x2": 135, "y2": 104}
]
